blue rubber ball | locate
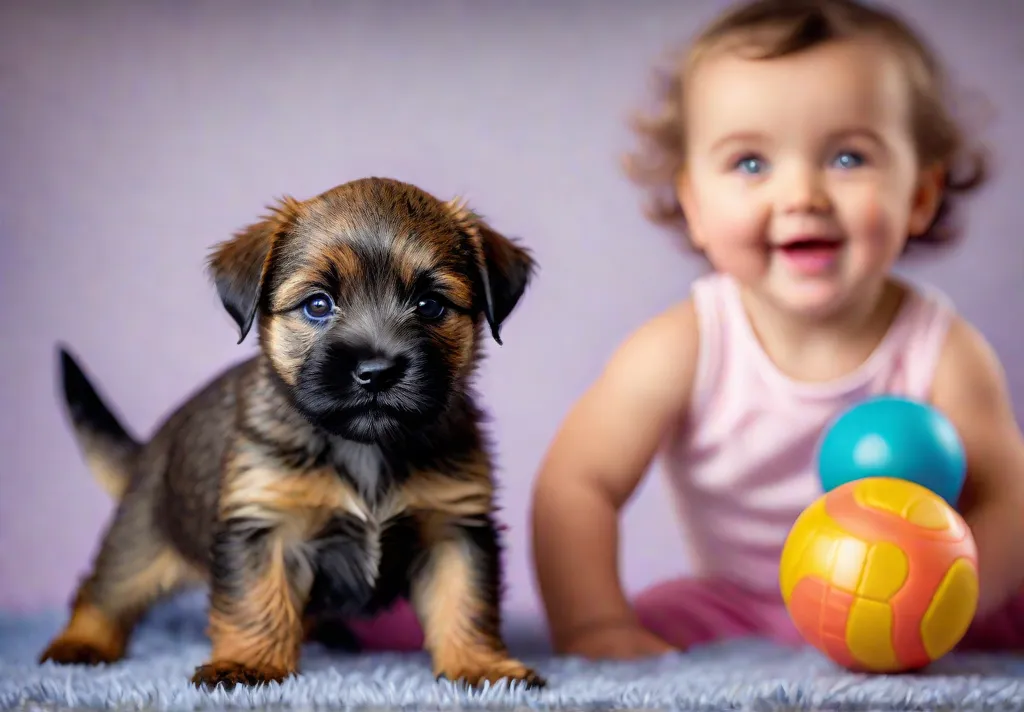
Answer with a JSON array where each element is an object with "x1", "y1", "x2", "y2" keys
[{"x1": 816, "y1": 395, "x2": 966, "y2": 507}]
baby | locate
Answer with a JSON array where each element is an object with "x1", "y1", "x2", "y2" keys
[{"x1": 531, "y1": 0, "x2": 1024, "y2": 660}]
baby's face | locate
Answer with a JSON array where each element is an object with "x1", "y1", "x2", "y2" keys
[{"x1": 678, "y1": 36, "x2": 942, "y2": 319}]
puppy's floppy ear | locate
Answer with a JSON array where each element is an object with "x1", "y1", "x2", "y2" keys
[
  {"x1": 207, "y1": 197, "x2": 301, "y2": 344},
  {"x1": 445, "y1": 197, "x2": 536, "y2": 344},
  {"x1": 473, "y1": 223, "x2": 536, "y2": 345}
]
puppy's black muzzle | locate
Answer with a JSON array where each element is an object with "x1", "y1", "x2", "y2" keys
[{"x1": 352, "y1": 356, "x2": 406, "y2": 393}]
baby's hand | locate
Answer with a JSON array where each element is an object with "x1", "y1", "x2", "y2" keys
[{"x1": 561, "y1": 622, "x2": 678, "y2": 660}]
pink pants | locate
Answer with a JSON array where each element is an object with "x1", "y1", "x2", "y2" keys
[
  {"x1": 328, "y1": 579, "x2": 1024, "y2": 653},
  {"x1": 341, "y1": 601, "x2": 424, "y2": 652},
  {"x1": 633, "y1": 576, "x2": 1024, "y2": 651}
]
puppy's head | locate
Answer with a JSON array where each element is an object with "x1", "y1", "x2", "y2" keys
[{"x1": 207, "y1": 177, "x2": 535, "y2": 444}]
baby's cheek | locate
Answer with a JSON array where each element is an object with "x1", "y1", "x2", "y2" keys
[
  {"x1": 701, "y1": 206, "x2": 769, "y2": 279},
  {"x1": 858, "y1": 193, "x2": 887, "y2": 241},
  {"x1": 846, "y1": 187, "x2": 906, "y2": 258}
]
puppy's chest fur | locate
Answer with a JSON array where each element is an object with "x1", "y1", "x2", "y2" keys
[
  {"x1": 275, "y1": 439, "x2": 424, "y2": 617},
  {"x1": 327, "y1": 438, "x2": 391, "y2": 505},
  {"x1": 220, "y1": 365, "x2": 494, "y2": 617}
]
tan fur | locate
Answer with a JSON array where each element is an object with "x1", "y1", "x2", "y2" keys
[
  {"x1": 204, "y1": 535, "x2": 304, "y2": 677},
  {"x1": 412, "y1": 538, "x2": 537, "y2": 686},
  {"x1": 40, "y1": 547, "x2": 203, "y2": 665}
]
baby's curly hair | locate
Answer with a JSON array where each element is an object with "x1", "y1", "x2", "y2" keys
[{"x1": 623, "y1": 0, "x2": 989, "y2": 253}]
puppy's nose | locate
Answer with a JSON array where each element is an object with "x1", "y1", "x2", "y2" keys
[{"x1": 352, "y1": 357, "x2": 403, "y2": 392}]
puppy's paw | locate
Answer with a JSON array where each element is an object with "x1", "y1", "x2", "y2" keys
[
  {"x1": 39, "y1": 638, "x2": 122, "y2": 666},
  {"x1": 191, "y1": 661, "x2": 293, "y2": 690},
  {"x1": 436, "y1": 656, "x2": 546, "y2": 689}
]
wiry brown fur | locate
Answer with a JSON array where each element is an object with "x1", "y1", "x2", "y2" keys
[{"x1": 41, "y1": 177, "x2": 542, "y2": 691}]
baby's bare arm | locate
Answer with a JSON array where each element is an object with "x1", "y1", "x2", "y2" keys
[
  {"x1": 530, "y1": 300, "x2": 700, "y2": 653},
  {"x1": 930, "y1": 316, "x2": 1024, "y2": 617}
]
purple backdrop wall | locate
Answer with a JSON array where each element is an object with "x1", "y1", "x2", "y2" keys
[{"x1": 2, "y1": 0, "x2": 1022, "y2": 626}]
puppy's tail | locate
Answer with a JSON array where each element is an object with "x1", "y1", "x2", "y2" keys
[{"x1": 57, "y1": 345, "x2": 140, "y2": 500}]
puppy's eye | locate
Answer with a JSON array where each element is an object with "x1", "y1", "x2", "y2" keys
[
  {"x1": 302, "y1": 293, "x2": 334, "y2": 320},
  {"x1": 415, "y1": 296, "x2": 446, "y2": 321}
]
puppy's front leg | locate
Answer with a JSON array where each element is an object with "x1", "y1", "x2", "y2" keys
[
  {"x1": 412, "y1": 513, "x2": 544, "y2": 689},
  {"x1": 192, "y1": 517, "x2": 308, "y2": 690}
]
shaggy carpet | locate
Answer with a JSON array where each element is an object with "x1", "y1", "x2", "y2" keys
[{"x1": 2, "y1": 592, "x2": 1023, "y2": 711}]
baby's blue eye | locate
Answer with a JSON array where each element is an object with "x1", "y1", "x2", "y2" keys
[
  {"x1": 735, "y1": 156, "x2": 766, "y2": 175},
  {"x1": 833, "y1": 152, "x2": 865, "y2": 169}
]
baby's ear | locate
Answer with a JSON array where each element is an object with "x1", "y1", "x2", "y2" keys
[
  {"x1": 207, "y1": 197, "x2": 301, "y2": 344},
  {"x1": 675, "y1": 170, "x2": 704, "y2": 249},
  {"x1": 908, "y1": 163, "x2": 946, "y2": 237}
]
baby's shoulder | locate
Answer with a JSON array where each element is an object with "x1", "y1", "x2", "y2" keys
[
  {"x1": 599, "y1": 298, "x2": 701, "y2": 406},
  {"x1": 931, "y1": 312, "x2": 1007, "y2": 400},
  {"x1": 619, "y1": 298, "x2": 698, "y2": 363}
]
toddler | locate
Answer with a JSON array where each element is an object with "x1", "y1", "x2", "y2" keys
[{"x1": 530, "y1": 0, "x2": 1024, "y2": 660}]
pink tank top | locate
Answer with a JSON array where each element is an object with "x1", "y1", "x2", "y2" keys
[{"x1": 660, "y1": 272, "x2": 955, "y2": 595}]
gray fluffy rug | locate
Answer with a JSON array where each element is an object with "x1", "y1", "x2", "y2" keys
[{"x1": 2, "y1": 593, "x2": 1024, "y2": 711}]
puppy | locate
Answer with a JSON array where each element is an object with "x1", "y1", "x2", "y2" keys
[{"x1": 39, "y1": 176, "x2": 542, "y2": 690}]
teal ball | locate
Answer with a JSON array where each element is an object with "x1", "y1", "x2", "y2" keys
[{"x1": 816, "y1": 395, "x2": 966, "y2": 507}]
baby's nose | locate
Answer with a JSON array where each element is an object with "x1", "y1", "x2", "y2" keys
[{"x1": 779, "y1": 165, "x2": 831, "y2": 214}]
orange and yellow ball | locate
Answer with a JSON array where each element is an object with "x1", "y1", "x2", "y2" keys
[{"x1": 780, "y1": 477, "x2": 978, "y2": 672}]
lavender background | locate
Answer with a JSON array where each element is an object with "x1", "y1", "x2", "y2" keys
[{"x1": 1, "y1": 0, "x2": 1021, "y2": 626}]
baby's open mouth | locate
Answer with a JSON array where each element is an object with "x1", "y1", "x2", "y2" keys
[
  {"x1": 776, "y1": 237, "x2": 842, "y2": 273},
  {"x1": 778, "y1": 238, "x2": 841, "y2": 253}
]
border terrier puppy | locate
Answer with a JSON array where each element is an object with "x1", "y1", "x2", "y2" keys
[{"x1": 39, "y1": 176, "x2": 542, "y2": 690}]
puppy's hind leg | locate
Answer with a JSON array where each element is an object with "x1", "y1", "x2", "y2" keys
[{"x1": 39, "y1": 497, "x2": 198, "y2": 666}]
